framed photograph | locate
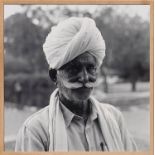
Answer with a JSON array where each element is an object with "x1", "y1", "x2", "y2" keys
[{"x1": 0, "y1": 0, "x2": 153, "y2": 155}]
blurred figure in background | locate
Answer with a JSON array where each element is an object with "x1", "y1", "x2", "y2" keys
[
  {"x1": 14, "y1": 81, "x2": 22, "y2": 108},
  {"x1": 15, "y1": 17, "x2": 137, "y2": 152}
]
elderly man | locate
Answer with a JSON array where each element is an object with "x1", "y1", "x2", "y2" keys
[{"x1": 15, "y1": 17, "x2": 137, "y2": 152}]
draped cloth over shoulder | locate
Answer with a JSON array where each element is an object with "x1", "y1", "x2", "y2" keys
[
  {"x1": 48, "y1": 89, "x2": 137, "y2": 151},
  {"x1": 43, "y1": 17, "x2": 106, "y2": 69}
]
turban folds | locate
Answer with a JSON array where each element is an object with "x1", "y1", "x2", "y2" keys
[{"x1": 43, "y1": 17, "x2": 106, "y2": 70}]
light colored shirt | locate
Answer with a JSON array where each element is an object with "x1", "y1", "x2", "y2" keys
[
  {"x1": 15, "y1": 102, "x2": 107, "y2": 151},
  {"x1": 15, "y1": 98, "x2": 137, "y2": 152},
  {"x1": 59, "y1": 102, "x2": 106, "y2": 151}
]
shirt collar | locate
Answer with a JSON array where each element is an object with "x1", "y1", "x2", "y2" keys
[
  {"x1": 60, "y1": 101, "x2": 75, "y2": 127},
  {"x1": 59, "y1": 100, "x2": 98, "y2": 128}
]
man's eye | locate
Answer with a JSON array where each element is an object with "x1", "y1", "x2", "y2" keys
[
  {"x1": 87, "y1": 66, "x2": 97, "y2": 73},
  {"x1": 68, "y1": 67, "x2": 79, "y2": 74}
]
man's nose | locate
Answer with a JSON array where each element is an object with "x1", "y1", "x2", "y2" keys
[{"x1": 78, "y1": 68, "x2": 89, "y2": 83}]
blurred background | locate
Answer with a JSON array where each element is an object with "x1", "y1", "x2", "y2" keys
[{"x1": 4, "y1": 5, "x2": 150, "y2": 151}]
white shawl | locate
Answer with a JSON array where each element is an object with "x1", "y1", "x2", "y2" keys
[{"x1": 48, "y1": 89, "x2": 137, "y2": 151}]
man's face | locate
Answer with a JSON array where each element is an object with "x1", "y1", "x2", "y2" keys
[{"x1": 56, "y1": 52, "x2": 98, "y2": 103}]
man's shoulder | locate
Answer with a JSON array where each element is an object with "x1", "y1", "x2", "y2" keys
[
  {"x1": 23, "y1": 106, "x2": 49, "y2": 132},
  {"x1": 99, "y1": 102, "x2": 121, "y2": 114},
  {"x1": 16, "y1": 106, "x2": 50, "y2": 151},
  {"x1": 94, "y1": 99, "x2": 123, "y2": 120}
]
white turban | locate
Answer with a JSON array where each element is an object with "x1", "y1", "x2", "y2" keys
[{"x1": 43, "y1": 17, "x2": 106, "y2": 69}]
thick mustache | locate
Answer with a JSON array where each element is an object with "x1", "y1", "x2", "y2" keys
[{"x1": 62, "y1": 81, "x2": 96, "y2": 89}]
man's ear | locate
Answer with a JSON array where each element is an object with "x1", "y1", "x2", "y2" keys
[{"x1": 49, "y1": 69, "x2": 57, "y2": 83}]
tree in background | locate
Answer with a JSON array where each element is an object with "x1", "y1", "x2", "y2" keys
[
  {"x1": 109, "y1": 15, "x2": 149, "y2": 91},
  {"x1": 94, "y1": 8, "x2": 149, "y2": 91},
  {"x1": 4, "y1": 13, "x2": 50, "y2": 75}
]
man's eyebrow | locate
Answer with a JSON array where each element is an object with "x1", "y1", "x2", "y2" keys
[
  {"x1": 61, "y1": 61, "x2": 79, "y2": 70},
  {"x1": 68, "y1": 61, "x2": 80, "y2": 67}
]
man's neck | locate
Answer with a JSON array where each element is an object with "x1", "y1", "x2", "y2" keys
[{"x1": 58, "y1": 93, "x2": 91, "y2": 119}]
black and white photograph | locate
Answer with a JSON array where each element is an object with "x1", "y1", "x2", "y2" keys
[{"x1": 4, "y1": 5, "x2": 150, "y2": 152}]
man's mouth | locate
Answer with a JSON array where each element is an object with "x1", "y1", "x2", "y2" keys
[
  {"x1": 76, "y1": 86, "x2": 92, "y2": 90},
  {"x1": 71, "y1": 86, "x2": 93, "y2": 96}
]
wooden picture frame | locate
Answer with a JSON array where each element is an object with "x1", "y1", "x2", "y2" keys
[{"x1": 0, "y1": 1, "x2": 153, "y2": 155}]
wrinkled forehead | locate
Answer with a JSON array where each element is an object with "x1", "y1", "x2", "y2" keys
[{"x1": 60, "y1": 52, "x2": 97, "y2": 70}]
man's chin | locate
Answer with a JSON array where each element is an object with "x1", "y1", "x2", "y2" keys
[{"x1": 71, "y1": 87, "x2": 93, "y2": 101}]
